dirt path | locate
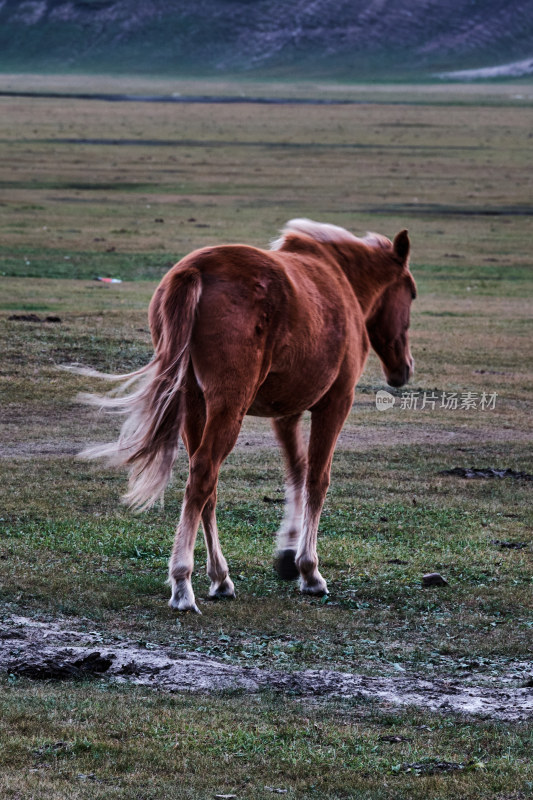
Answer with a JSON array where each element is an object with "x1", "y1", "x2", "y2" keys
[
  {"x1": 2, "y1": 423, "x2": 532, "y2": 460},
  {"x1": 2, "y1": 617, "x2": 531, "y2": 722}
]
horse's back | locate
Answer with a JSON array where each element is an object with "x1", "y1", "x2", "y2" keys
[
  {"x1": 156, "y1": 243, "x2": 368, "y2": 416},
  {"x1": 181, "y1": 242, "x2": 359, "y2": 331}
]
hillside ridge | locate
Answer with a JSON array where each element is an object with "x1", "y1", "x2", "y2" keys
[{"x1": 0, "y1": 0, "x2": 532, "y2": 79}]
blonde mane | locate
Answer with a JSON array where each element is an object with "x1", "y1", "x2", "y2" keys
[{"x1": 271, "y1": 218, "x2": 390, "y2": 251}]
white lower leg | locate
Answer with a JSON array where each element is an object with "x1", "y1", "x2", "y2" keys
[
  {"x1": 168, "y1": 508, "x2": 201, "y2": 613},
  {"x1": 276, "y1": 479, "x2": 303, "y2": 553},
  {"x1": 296, "y1": 504, "x2": 328, "y2": 595},
  {"x1": 208, "y1": 574, "x2": 235, "y2": 599},
  {"x1": 207, "y1": 547, "x2": 235, "y2": 598},
  {"x1": 168, "y1": 574, "x2": 201, "y2": 614},
  {"x1": 274, "y1": 480, "x2": 303, "y2": 581},
  {"x1": 203, "y1": 506, "x2": 235, "y2": 600}
]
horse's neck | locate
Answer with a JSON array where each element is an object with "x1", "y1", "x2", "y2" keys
[
  {"x1": 278, "y1": 235, "x2": 399, "y2": 318},
  {"x1": 334, "y1": 243, "x2": 399, "y2": 318}
]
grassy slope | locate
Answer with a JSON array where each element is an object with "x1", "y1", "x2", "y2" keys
[{"x1": 0, "y1": 81, "x2": 532, "y2": 798}]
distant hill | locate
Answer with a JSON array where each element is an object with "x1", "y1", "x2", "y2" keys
[{"x1": 0, "y1": 0, "x2": 532, "y2": 80}]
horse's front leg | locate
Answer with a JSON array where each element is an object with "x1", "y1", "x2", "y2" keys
[
  {"x1": 272, "y1": 414, "x2": 306, "y2": 580},
  {"x1": 296, "y1": 389, "x2": 354, "y2": 596}
]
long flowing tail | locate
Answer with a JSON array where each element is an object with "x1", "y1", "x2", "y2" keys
[{"x1": 72, "y1": 264, "x2": 202, "y2": 511}]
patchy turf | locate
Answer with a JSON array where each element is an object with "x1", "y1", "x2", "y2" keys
[
  {"x1": 2, "y1": 616, "x2": 532, "y2": 722},
  {"x1": 0, "y1": 79, "x2": 532, "y2": 798},
  {"x1": 3, "y1": 673, "x2": 532, "y2": 800}
]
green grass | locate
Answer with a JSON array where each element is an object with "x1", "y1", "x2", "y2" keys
[
  {"x1": 5, "y1": 678, "x2": 533, "y2": 799},
  {"x1": 2, "y1": 680, "x2": 532, "y2": 800},
  {"x1": 1, "y1": 86, "x2": 532, "y2": 290},
  {"x1": 0, "y1": 78, "x2": 532, "y2": 798},
  {"x1": 1, "y1": 441, "x2": 531, "y2": 671},
  {"x1": 0, "y1": 248, "x2": 177, "y2": 281}
]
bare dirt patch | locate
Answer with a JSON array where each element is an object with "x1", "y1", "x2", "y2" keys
[
  {"x1": 440, "y1": 467, "x2": 533, "y2": 480},
  {"x1": 2, "y1": 421, "x2": 532, "y2": 460},
  {"x1": 2, "y1": 616, "x2": 531, "y2": 722}
]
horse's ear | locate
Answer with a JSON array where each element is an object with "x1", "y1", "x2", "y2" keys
[{"x1": 393, "y1": 229, "x2": 410, "y2": 263}]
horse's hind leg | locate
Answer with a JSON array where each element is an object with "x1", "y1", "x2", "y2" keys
[
  {"x1": 201, "y1": 491, "x2": 235, "y2": 600},
  {"x1": 181, "y1": 388, "x2": 235, "y2": 602},
  {"x1": 169, "y1": 398, "x2": 243, "y2": 613},
  {"x1": 272, "y1": 414, "x2": 306, "y2": 580}
]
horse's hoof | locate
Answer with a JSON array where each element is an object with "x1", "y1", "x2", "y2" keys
[
  {"x1": 208, "y1": 577, "x2": 236, "y2": 601},
  {"x1": 168, "y1": 581, "x2": 202, "y2": 614},
  {"x1": 274, "y1": 549, "x2": 299, "y2": 580},
  {"x1": 207, "y1": 591, "x2": 236, "y2": 602},
  {"x1": 300, "y1": 586, "x2": 328, "y2": 597},
  {"x1": 299, "y1": 577, "x2": 329, "y2": 596},
  {"x1": 169, "y1": 598, "x2": 202, "y2": 614}
]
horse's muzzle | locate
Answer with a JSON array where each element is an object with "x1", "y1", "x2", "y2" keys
[{"x1": 386, "y1": 357, "x2": 414, "y2": 388}]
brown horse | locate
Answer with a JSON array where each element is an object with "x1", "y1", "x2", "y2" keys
[{"x1": 78, "y1": 219, "x2": 416, "y2": 613}]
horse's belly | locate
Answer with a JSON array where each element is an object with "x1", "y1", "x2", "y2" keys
[
  {"x1": 247, "y1": 395, "x2": 309, "y2": 418},
  {"x1": 247, "y1": 368, "x2": 338, "y2": 418}
]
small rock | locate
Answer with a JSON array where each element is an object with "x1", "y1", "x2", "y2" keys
[
  {"x1": 379, "y1": 735, "x2": 412, "y2": 743},
  {"x1": 441, "y1": 466, "x2": 533, "y2": 481},
  {"x1": 422, "y1": 572, "x2": 449, "y2": 587},
  {"x1": 8, "y1": 313, "x2": 42, "y2": 322},
  {"x1": 34, "y1": 741, "x2": 69, "y2": 756},
  {"x1": 8, "y1": 313, "x2": 61, "y2": 323},
  {"x1": 492, "y1": 540, "x2": 527, "y2": 550}
]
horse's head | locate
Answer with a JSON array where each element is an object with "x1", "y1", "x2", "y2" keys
[{"x1": 366, "y1": 232, "x2": 416, "y2": 388}]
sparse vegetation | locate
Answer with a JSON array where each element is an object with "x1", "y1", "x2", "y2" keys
[
  {"x1": 0, "y1": 80, "x2": 531, "y2": 798},
  {"x1": 2, "y1": 680, "x2": 533, "y2": 800}
]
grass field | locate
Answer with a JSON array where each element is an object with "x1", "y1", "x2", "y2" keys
[{"x1": 0, "y1": 77, "x2": 532, "y2": 799}]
